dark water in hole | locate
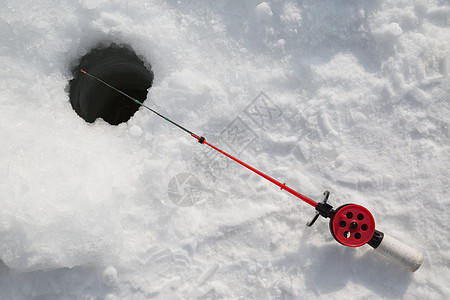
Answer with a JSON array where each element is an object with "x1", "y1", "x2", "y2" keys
[{"x1": 69, "y1": 44, "x2": 153, "y2": 125}]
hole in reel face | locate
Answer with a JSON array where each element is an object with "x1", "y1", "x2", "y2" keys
[{"x1": 330, "y1": 204, "x2": 376, "y2": 247}]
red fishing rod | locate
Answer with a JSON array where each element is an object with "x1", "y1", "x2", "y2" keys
[{"x1": 80, "y1": 69, "x2": 424, "y2": 272}]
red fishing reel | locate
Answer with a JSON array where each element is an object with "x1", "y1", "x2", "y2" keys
[
  {"x1": 307, "y1": 191, "x2": 376, "y2": 247},
  {"x1": 330, "y1": 204, "x2": 376, "y2": 247}
]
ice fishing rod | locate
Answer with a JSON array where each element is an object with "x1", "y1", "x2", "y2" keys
[{"x1": 80, "y1": 69, "x2": 424, "y2": 272}]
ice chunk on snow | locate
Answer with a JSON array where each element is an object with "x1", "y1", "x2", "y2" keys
[
  {"x1": 428, "y1": 6, "x2": 450, "y2": 22},
  {"x1": 103, "y1": 266, "x2": 118, "y2": 287},
  {"x1": 168, "y1": 69, "x2": 213, "y2": 95},
  {"x1": 372, "y1": 22, "x2": 403, "y2": 42},
  {"x1": 387, "y1": 22, "x2": 403, "y2": 36},
  {"x1": 79, "y1": 0, "x2": 108, "y2": 9},
  {"x1": 280, "y1": 2, "x2": 302, "y2": 26},
  {"x1": 318, "y1": 110, "x2": 338, "y2": 137},
  {"x1": 255, "y1": 2, "x2": 273, "y2": 21},
  {"x1": 129, "y1": 125, "x2": 143, "y2": 137},
  {"x1": 272, "y1": 39, "x2": 286, "y2": 50}
]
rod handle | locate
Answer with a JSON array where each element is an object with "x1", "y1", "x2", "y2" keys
[{"x1": 369, "y1": 230, "x2": 424, "y2": 272}]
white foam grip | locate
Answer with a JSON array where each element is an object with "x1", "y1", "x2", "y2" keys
[{"x1": 374, "y1": 233, "x2": 424, "y2": 272}]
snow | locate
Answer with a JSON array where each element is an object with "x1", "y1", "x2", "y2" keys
[
  {"x1": 255, "y1": 2, "x2": 274, "y2": 21},
  {"x1": 0, "y1": 0, "x2": 449, "y2": 299}
]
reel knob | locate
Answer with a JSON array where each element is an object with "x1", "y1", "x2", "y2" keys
[{"x1": 330, "y1": 204, "x2": 376, "y2": 247}]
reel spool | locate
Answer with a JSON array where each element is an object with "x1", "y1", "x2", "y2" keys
[{"x1": 330, "y1": 204, "x2": 376, "y2": 247}]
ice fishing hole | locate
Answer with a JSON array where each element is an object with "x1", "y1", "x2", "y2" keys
[{"x1": 69, "y1": 44, "x2": 153, "y2": 125}]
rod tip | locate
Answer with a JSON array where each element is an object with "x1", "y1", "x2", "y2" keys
[{"x1": 80, "y1": 69, "x2": 86, "y2": 74}]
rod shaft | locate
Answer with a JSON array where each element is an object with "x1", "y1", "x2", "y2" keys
[{"x1": 202, "y1": 139, "x2": 317, "y2": 207}]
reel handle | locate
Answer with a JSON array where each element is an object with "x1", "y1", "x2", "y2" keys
[{"x1": 368, "y1": 230, "x2": 424, "y2": 272}]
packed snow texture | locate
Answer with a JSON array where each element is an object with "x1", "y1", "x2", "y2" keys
[{"x1": 0, "y1": 0, "x2": 449, "y2": 299}]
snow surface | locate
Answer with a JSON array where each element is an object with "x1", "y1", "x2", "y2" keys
[{"x1": 0, "y1": 0, "x2": 449, "y2": 299}]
